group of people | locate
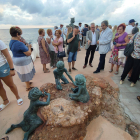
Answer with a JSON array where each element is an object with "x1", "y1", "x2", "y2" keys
[{"x1": 0, "y1": 19, "x2": 140, "y2": 113}]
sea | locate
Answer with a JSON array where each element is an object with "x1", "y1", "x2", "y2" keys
[{"x1": 0, "y1": 28, "x2": 56, "y2": 49}]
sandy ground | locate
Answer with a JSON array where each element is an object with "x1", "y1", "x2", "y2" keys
[{"x1": 0, "y1": 48, "x2": 119, "y2": 139}]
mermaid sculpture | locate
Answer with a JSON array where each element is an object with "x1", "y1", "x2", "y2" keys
[
  {"x1": 53, "y1": 61, "x2": 76, "y2": 90},
  {"x1": 6, "y1": 87, "x2": 50, "y2": 140},
  {"x1": 69, "y1": 74, "x2": 90, "y2": 103}
]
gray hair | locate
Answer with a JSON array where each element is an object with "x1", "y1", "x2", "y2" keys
[
  {"x1": 54, "y1": 26, "x2": 58, "y2": 29},
  {"x1": 132, "y1": 27, "x2": 139, "y2": 34},
  {"x1": 74, "y1": 25, "x2": 79, "y2": 29},
  {"x1": 91, "y1": 23, "x2": 95, "y2": 26},
  {"x1": 101, "y1": 20, "x2": 109, "y2": 27}
]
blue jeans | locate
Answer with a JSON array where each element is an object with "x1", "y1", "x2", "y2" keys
[
  {"x1": 68, "y1": 52, "x2": 77, "y2": 62},
  {"x1": 0, "y1": 62, "x2": 10, "y2": 78}
]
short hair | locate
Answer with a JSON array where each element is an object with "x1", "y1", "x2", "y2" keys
[
  {"x1": 101, "y1": 20, "x2": 109, "y2": 27},
  {"x1": 91, "y1": 23, "x2": 95, "y2": 26},
  {"x1": 136, "y1": 23, "x2": 138, "y2": 26},
  {"x1": 79, "y1": 23, "x2": 82, "y2": 25},
  {"x1": 96, "y1": 25, "x2": 98, "y2": 27},
  {"x1": 10, "y1": 26, "x2": 22, "y2": 37},
  {"x1": 74, "y1": 26, "x2": 79, "y2": 29},
  {"x1": 55, "y1": 29, "x2": 62, "y2": 35},
  {"x1": 47, "y1": 29, "x2": 52, "y2": 35},
  {"x1": 86, "y1": 24, "x2": 88, "y2": 27},
  {"x1": 117, "y1": 23, "x2": 126, "y2": 31},
  {"x1": 108, "y1": 25, "x2": 112, "y2": 29},
  {"x1": 54, "y1": 26, "x2": 58, "y2": 29},
  {"x1": 38, "y1": 28, "x2": 44, "y2": 35},
  {"x1": 132, "y1": 27, "x2": 139, "y2": 34}
]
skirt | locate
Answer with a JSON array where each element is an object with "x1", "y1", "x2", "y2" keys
[
  {"x1": 12, "y1": 56, "x2": 35, "y2": 82},
  {"x1": 109, "y1": 49, "x2": 125, "y2": 66},
  {"x1": 0, "y1": 62, "x2": 10, "y2": 78}
]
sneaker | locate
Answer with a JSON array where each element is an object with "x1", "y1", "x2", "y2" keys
[
  {"x1": 69, "y1": 69, "x2": 71, "y2": 73},
  {"x1": 72, "y1": 67, "x2": 78, "y2": 71},
  {"x1": 120, "y1": 80, "x2": 124, "y2": 85},
  {"x1": 130, "y1": 83, "x2": 135, "y2": 87},
  {"x1": 93, "y1": 70, "x2": 100, "y2": 74}
]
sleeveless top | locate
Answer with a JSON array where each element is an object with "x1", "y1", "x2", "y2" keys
[{"x1": 114, "y1": 32, "x2": 128, "y2": 50}]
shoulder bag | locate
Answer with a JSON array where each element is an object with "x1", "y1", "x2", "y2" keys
[{"x1": 124, "y1": 33, "x2": 137, "y2": 57}]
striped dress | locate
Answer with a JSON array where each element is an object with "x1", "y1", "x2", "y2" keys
[{"x1": 9, "y1": 40, "x2": 35, "y2": 82}]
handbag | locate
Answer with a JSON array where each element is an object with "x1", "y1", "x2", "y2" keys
[
  {"x1": 118, "y1": 49, "x2": 125, "y2": 58},
  {"x1": 124, "y1": 33, "x2": 137, "y2": 57},
  {"x1": 57, "y1": 48, "x2": 66, "y2": 58}
]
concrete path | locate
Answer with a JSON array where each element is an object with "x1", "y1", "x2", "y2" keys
[
  {"x1": 112, "y1": 67, "x2": 140, "y2": 124},
  {"x1": 0, "y1": 48, "x2": 140, "y2": 139}
]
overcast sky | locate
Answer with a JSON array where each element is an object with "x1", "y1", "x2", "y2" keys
[{"x1": 0, "y1": 0, "x2": 139, "y2": 29}]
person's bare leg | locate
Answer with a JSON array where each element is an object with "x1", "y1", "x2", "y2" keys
[
  {"x1": 72, "y1": 61, "x2": 75, "y2": 68},
  {"x1": 43, "y1": 64, "x2": 46, "y2": 71},
  {"x1": 0, "y1": 80, "x2": 9, "y2": 106},
  {"x1": 68, "y1": 62, "x2": 71, "y2": 70},
  {"x1": 25, "y1": 81, "x2": 30, "y2": 89},
  {"x1": 128, "y1": 69, "x2": 133, "y2": 78},
  {"x1": 111, "y1": 64, "x2": 114, "y2": 70},
  {"x1": 1, "y1": 75, "x2": 20, "y2": 100},
  {"x1": 116, "y1": 65, "x2": 120, "y2": 72}
]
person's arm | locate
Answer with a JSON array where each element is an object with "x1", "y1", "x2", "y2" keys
[
  {"x1": 67, "y1": 31, "x2": 75, "y2": 43},
  {"x1": 122, "y1": 35, "x2": 129, "y2": 46},
  {"x1": 52, "y1": 41, "x2": 61, "y2": 46},
  {"x1": 99, "y1": 31, "x2": 113, "y2": 45},
  {"x1": 65, "y1": 68, "x2": 76, "y2": 85},
  {"x1": 1, "y1": 49, "x2": 15, "y2": 76},
  {"x1": 41, "y1": 38, "x2": 49, "y2": 57},
  {"x1": 46, "y1": 37, "x2": 51, "y2": 44},
  {"x1": 23, "y1": 44, "x2": 32, "y2": 56}
]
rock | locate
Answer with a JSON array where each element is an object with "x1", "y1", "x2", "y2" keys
[
  {"x1": 128, "y1": 125, "x2": 139, "y2": 139},
  {"x1": 30, "y1": 76, "x2": 140, "y2": 140},
  {"x1": 84, "y1": 116, "x2": 133, "y2": 140}
]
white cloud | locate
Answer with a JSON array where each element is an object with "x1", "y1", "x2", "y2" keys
[{"x1": 0, "y1": 0, "x2": 139, "y2": 29}]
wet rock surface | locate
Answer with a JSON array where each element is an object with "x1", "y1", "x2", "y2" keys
[{"x1": 30, "y1": 76, "x2": 140, "y2": 140}]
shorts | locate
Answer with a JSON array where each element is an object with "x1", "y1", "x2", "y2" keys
[
  {"x1": 0, "y1": 62, "x2": 10, "y2": 78},
  {"x1": 68, "y1": 52, "x2": 77, "y2": 62}
]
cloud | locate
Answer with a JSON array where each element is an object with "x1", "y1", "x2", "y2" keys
[{"x1": 0, "y1": 0, "x2": 139, "y2": 28}]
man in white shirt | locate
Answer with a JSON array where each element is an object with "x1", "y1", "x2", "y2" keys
[
  {"x1": 53, "y1": 26, "x2": 58, "y2": 37},
  {"x1": 125, "y1": 19, "x2": 136, "y2": 38},
  {"x1": 78, "y1": 22, "x2": 82, "y2": 47},
  {"x1": 83, "y1": 23, "x2": 100, "y2": 68},
  {"x1": 94, "y1": 20, "x2": 113, "y2": 73},
  {"x1": 64, "y1": 25, "x2": 69, "y2": 37}
]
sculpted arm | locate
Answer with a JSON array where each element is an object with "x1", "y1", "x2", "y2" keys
[{"x1": 64, "y1": 68, "x2": 75, "y2": 84}]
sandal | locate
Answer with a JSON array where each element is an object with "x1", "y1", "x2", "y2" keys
[
  {"x1": 17, "y1": 98, "x2": 23, "y2": 106},
  {"x1": 109, "y1": 69, "x2": 113, "y2": 73},
  {"x1": 0, "y1": 102, "x2": 10, "y2": 112},
  {"x1": 44, "y1": 69, "x2": 50, "y2": 73},
  {"x1": 137, "y1": 96, "x2": 140, "y2": 102},
  {"x1": 114, "y1": 71, "x2": 119, "y2": 75},
  {"x1": 30, "y1": 82, "x2": 33, "y2": 85},
  {"x1": 130, "y1": 83, "x2": 135, "y2": 87},
  {"x1": 43, "y1": 68, "x2": 49, "y2": 71},
  {"x1": 0, "y1": 136, "x2": 9, "y2": 140},
  {"x1": 72, "y1": 67, "x2": 78, "y2": 71},
  {"x1": 26, "y1": 87, "x2": 34, "y2": 91}
]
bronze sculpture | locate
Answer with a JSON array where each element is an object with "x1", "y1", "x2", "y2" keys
[
  {"x1": 69, "y1": 17, "x2": 75, "y2": 28},
  {"x1": 6, "y1": 87, "x2": 50, "y2": 140},
  {"x1": 53, "y1": 61, "x2": 76, "y2": 90},
  {"x1": 69, "y1": 74, "x2": 90, "y2": 103}
]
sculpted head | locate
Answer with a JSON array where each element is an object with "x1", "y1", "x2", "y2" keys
[
  {"x1": 28, "y1": 87, "x2": 43, "y2": 101},
  {"x1": 75, "y1": 74, "x2": 86, "y2": 85},
  {"x1": 56, "y1": 61, "x2": 64, "y2": 71}
]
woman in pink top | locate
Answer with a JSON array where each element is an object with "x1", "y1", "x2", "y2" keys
[{"x1": 52, "y1": 30, "x2": 64, "y2": 63}]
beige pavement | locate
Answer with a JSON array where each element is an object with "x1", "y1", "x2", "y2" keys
[{"x1": 0, "y1": 47, "x2": 139, "y2": 139}]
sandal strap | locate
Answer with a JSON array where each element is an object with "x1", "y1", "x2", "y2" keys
[{"x1": 17, "y1": 98, "x2": 23, "y2": 105}]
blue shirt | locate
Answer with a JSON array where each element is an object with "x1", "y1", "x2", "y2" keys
[
  {"x1": 82, "y1": 28, "x2": 88, "y2": 36},
  {"x1": 9, "y1": 40, "x2": 29, "y2": 57}
]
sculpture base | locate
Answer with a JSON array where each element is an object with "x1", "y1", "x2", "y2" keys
[{"x1": 30, "y1": 76, "x2": 140, "y2": 140}]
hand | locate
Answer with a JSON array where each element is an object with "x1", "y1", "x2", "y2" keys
[
  {"x1": 56, "y1": 47, "x2": 58, "y2": 51},
  {"x1": 88, "y1": 40, "x2": 91, "y2": 45},
  {"x1": 116, "y1": 43, "x2": 121, "y2": 47},
  {"x1": 73, "y1": 30, "x2": 75, "y2": 38},
  {"x1": 10, "y1": 70, "x2": 15, "y2": 76},
  {"x1": 28, "y1": 44, "x2": 32, "y2": 48},
  {"x1": 46, "y1": 52, "x2": 49, "y2": 57},
  {"x1": 50, "y1": 35, "x2": 53, "y2": 38},
  {"x1": 97, "y1": 41, "x2": 99, "y2": 44}
]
